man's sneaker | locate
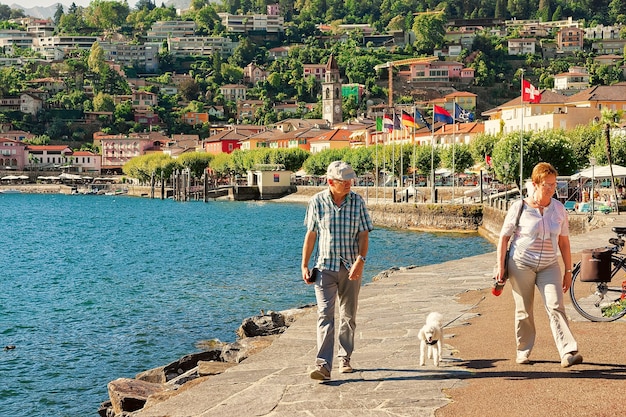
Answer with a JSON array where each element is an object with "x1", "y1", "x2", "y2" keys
[
  {"x1": 516, "y1": 353, "x2": 530, "y2": 365},
  {"x1": 339, "y1": 358, "x2": 353, "y2": 373},
  {"x1": 561, "y1": 352, "x2": 583, "y2": 368},
  {"x1": 310, "y1": 365, "x2": 330, "y2": 380}
]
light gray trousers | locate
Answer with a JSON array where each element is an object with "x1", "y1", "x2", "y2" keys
[
  {"x1": 313, "y1": 265, "x2": 361, "y2": 370},
  {"x1": 509, "y1": 260, "x2": 578, "y2": 359}
]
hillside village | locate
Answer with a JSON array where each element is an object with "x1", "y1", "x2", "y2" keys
[{"x1": 0, "y1": 1, "x2": 625, "y2": 180}]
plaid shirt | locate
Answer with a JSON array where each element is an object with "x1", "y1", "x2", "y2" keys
[{"x1": 304, "y1": 189, "x2": 373, "y2": 271}]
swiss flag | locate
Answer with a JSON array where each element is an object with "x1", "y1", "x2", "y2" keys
[{"x1": 522, "y1": 79, "x2": 542, "y2": 103}]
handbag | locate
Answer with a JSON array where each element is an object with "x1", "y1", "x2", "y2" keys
[
  {"x1": 494, "y1": 200, "x2": 525, "y2": 282},
  {"x1": 580, "y1": 248, "x2": 612, "y2": 282}
]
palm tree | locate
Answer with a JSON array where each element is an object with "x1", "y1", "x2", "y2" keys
[{"x1": 601, "y1": 108, "x2": 623, "y2": 214}]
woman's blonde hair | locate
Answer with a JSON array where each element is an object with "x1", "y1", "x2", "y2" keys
[{"x1": 531, "y1": 162, "x2": 558, "y2": 184}]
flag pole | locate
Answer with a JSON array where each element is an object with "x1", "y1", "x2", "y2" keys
[
  {"x1": 392, "y1": 111, "x2": 396, "y2": 192},
  {"x1": 412, "y1": 106, "x2": 416, "y2": 200},
  {"x1": 431, "y1": 104, "x2": 436, "y2": 203},
  {"x1": 519, "y1": 68, "x2": 524, "y2": 198},
  {"x1": 401, "y1": 110, "x2": 405, "y2": 192},
  {"x1": 452, "y1": 101, "x2": 456, "y2": 203}
]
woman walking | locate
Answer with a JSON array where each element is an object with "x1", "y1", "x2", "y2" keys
[{"x1": 495, "y1": 162, "x2": 583, "y2": 368}]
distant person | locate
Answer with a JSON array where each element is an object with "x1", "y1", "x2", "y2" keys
[
  {"x1": 301, "y1": 160, "x2": 373, "y2": 381},
  {"x1": 495, "y1": 162, "x2": 583, "y2": 368}
]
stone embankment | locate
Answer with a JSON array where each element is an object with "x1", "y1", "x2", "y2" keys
[
  {"x1": 0, "y1": 184, "x2": 74, "y2": 194},
  {"x1": 99, "y1": 307, "x2": 312, "y2": 416},
  {"x1": 281, "y1": 186, "x2": 485, "y2": 232}
]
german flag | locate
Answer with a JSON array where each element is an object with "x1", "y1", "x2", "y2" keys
[{"x1": 401, "y1": 110, "x2": 416, "y2": 128}]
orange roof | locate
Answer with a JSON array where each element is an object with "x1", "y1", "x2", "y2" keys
[
  {"x1": 309, "y1": 129, "x2": 353, "y2": 142},
  {"x1": 26, "y1": 145, "x2": 71, "y2": 151}
]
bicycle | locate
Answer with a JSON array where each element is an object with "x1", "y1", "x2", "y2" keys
[{"x1": 569, "y1": 226, "x2": 626, "y2": 322}]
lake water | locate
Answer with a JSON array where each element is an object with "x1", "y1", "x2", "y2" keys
[{"x1": 0, "y1": 193, "x2": 494, "y2": 416}]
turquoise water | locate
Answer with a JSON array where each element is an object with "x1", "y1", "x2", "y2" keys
[{"x1": 0, "y1": 194, "x2": 493, "y2": 416}]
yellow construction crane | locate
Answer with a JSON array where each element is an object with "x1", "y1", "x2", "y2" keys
[{"x1": 374, "y1": 56, "x2": 439, "y2": 108}]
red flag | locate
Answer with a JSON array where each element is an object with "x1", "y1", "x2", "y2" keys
[
  {"x1": 433, "y1": 105, "x2": 454, "y2": 124},
  {"x1": 522, "y1": 79, "x2": 542, "y2": 103},
  {"x1": 485, "y1": 155, "x2": 492, "y2": 166}
]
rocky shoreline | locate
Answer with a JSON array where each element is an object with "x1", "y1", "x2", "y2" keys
[
  {"x1": 99, "y1": 306, "x2": 315, "y2": 416},
  {"x1": 99, "y1": 267, "x2": 406, "y2": 416}
]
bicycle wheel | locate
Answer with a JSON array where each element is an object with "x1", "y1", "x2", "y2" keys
[{"x1": 570, "y1": 255, "x2": 626, "y2": 322}]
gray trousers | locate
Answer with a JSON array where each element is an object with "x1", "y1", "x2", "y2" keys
[
  {"x1": 313, "y1": 265, "x2": 361, "y2": 371},
  {"x1": 509, "y1": 260, "x2": 578, "y2": 360}
]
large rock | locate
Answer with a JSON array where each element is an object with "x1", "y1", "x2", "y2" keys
[
  {"x1": 198, "y1": 360, "x2": 237, "y2": 376},
  {"x1": 107, "y1": 378, "x2": 166, "y2": 415},
  {"x1": 236, "y1": 310, "x2": 287, "y2": 338},
  {"x1": 163, "y1": 349, "x2": 222, "y2": 381},
  {"x1": 137, "y1": 349, "x2": 223, "y2": 383},
  {"x1": 221, "y1": 336, "x2": 278, "y2": 363}
]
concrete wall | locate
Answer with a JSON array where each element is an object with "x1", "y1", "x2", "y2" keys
[{"x1": 368, "y1": 203, "x2": 483, "y2": 232}]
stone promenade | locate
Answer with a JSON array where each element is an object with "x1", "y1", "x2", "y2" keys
[{"x1": 135, "y1": 214, "x2": 626, "y2": 417}]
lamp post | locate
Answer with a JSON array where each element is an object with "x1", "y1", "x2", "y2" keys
[{"x1": 590, "y1": 157, "x2": 596, "y2": 217}]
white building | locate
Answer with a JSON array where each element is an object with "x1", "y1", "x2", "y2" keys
[
  {"x1": 0, "y1": 30, "x2": 34, "y2": 53},
  {"x1": 553, "y1": 67, "x2": 589, "y2": 92},
  {"x1": 147, "y1": 20, "x2": 196, "y2": 42},
  {"x1": 99, "y1": 41, "x2": 160, "y2": 73},
  {"x1": 585, "y1": 24, "x2": 624, "y2": 40},
  {"x1": 508, "y1": 38, "x2": 536, "y2": 55},
  {"x1": 32, "y1": 35, "x2": 99, "y2": 60},
  {"x1": 219, "y1": 13, "x2": 284, "y2": 33},
  {"x1": 167, "y1": 36, "x2": 238, "y2": 58},
  {"x1": 482, "y1": 90, "x2": 601, "y2": 135}
]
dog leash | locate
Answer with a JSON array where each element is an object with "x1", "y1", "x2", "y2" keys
[{"x1": 442, "y1": 295, "x2": 486, "y2": 329}]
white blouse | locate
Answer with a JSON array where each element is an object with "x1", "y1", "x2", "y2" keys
[{"x1": 500, "y1": 198, "x2": 569, "y2": 270}]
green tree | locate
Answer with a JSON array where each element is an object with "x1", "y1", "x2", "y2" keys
[
  {"x1": 411, "y1": 12, "x2": 446, "y2": 53},
  {"x1": 345, "y1": 146, "x2": 375, "y2": 176},
  {"x1": 123, "y1": 153, "x2": 179, "y2": 183},
  {"x1": 469, "y1": 133, "x2": 499, "y2": 164},
  {"x1": 568, "y1": 123, "x2": 603, "y2": 168},
  {"x1": 302, "y1": 148, "x2": 349, "y2": 176},
  {"x1": 179, "y1": 78, "x2": 200, "y2": 102},
  {"x1": 440, "y1": 143, "x2": 473, "y2": 174},
  {"x1": 88, "y1": 41, "x2": 105, "y2": 74},
  {"x1": 413, "y1": 144, "x2": 440, "y2": 176},
  {"x1": 84, "y1": 0, "x2": 129, "y2": 30},
  {"x1": 114, "y1": 100, "x2": 133, "y2": 122},
  {"x1": 177, "y1": 152, "x2": 214, "y2": 178},
  {"x1": 92, "y1": 92, "x2": 115, "y2": 112},
  {"x1": 609, "y1": 0, "x2": 626, "y2": 24},
  {"x1": 229, "y1": 37, "x2": 258, "y2": 68},
  {"x1": 192, "y1": 4, "x2": 223, "y2": 34},
  {"x1": 589, "y1": 63, "x2": 624, "y2": 86},
  {"x1": 209, "y1": 152, "x2": 235, "y2": 179},
  {"x1": 220, "y1": 63, "x2": 244, "y2": 84},
  {"x1": 492, "y1": 130, "x2": 575, "y2": 188},
  {"x1": 24, "y1": 134, "x2": 51, "y2": 145},
  {"x1": 53, "y1": 4, "x2": 64, "y2": 25}
]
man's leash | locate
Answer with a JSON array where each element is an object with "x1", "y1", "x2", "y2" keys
[{"x1": 443, "y1": 295, "x2": 486, "y2": 329}]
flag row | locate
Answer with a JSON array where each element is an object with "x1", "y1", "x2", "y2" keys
[
  {"x1": 374, "y1": 79, "x2": 542, "y2": 133},
  {"x1": 375, "y1": 104, "x2": 475, "y2": 133}
]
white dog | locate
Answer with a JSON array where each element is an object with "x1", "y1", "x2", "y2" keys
[{"x1": 418, "y1": 312, "x2": 444, "y2": 366}]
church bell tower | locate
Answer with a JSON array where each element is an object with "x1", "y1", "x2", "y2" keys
[{"x1": 322, "y1": 55, "x2": 342, "y2": 126}]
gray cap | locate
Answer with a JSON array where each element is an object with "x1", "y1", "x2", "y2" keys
[{"x1": 326, "y1": 160, "x2": 356, "y2": 181}]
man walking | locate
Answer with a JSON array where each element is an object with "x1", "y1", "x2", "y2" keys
[{"x1": 301, "y1": 160, "x2": 373, "y2": 380}]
